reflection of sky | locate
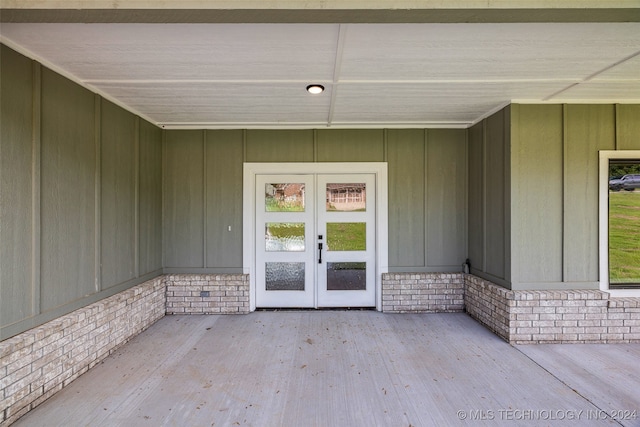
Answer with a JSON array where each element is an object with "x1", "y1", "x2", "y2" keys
[{"x1": 266, "y1": 236, "x2": 305, "y2": 252}]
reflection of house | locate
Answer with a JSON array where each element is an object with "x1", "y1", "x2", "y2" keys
[
  {"x1": 326, "y1": 184, "x2": 366, "y2": 211},
  {"x1": 266, "y1": 183, "x2": 305, "y2": 206}
]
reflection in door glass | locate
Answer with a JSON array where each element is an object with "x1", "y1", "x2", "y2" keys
[
  {"x1": 608, "y1": 160, "x2": 640, "y2": 287},
  {"x1": 327, "y1": 223, "x2": 366, "y2": 251},
  {"x1": 265, "y1": 183, "x2": 305, "y2": 211},
  {"x1": 265, "y1": 223, "x2": 305, "y2": 251},
  {"x1": 327, "y1": 262, "x2": 366, "y2": 290},
  {"x1": 266, "y1": 262, "x2": 305, "y2": 291},
  {"x1": 326, "y1": 183, "x2": 366, "y2": 211}
]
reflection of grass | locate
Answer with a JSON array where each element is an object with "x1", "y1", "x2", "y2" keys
[
  {"x1": 267, "y1": 223, "x2": 304, "y2": 239},
  {"x1": 327, "y1": 223, "x2": 366, "y2": 251},
  {"x1": 609, "y1": 192, "x2": 640, "y2": 283},
  {"x1": 266, "y1": 198, "x2": 304, "y2": 212}
]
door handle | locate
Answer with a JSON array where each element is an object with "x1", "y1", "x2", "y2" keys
[{"x1": 318, "y1": 242, "x2": 323, "y2": 264}]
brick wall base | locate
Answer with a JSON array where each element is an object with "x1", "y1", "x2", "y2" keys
[
  {"x1": 382, "y1": 273, "x2": 640, "y2": 344},
  {"x1": 0, "y1": 276, "x2": 165, "y2": 426},
  {"x1": 465, "y1": 275, "x2": 640, "y2": 344},
  {"x1": 2, "y1": 272, "x2": 640, "y2": 425},
  {"x1": 382, "y1": 273, "x2": 465, "y2": 313},
  {"x1": 165, "y1": 274, "x2": 250, "y2": 314}
]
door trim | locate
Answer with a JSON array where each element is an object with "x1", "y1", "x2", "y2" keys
[{"x1": 243, "y1": 163, "x2": 388, "y2": 311}]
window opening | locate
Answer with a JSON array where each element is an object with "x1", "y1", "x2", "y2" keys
[{"x1": 608, "y1": 159, "x2": 640, "y2": 288}]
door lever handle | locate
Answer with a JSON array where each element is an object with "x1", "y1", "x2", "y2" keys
[{"x1": 318, "y1": 242, "x2": 323, "y2": 264}]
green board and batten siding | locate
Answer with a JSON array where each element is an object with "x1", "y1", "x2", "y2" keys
[
  {"x1": 100, "y1": 99, "x2": 137, "y2": 289},
  {"x1": 470, "y1": 103, "x2": 640, "y2": 290},
  {"x1": 510, "y1": 104, "x2": 564, "y2": 286},
  {"x1": 40, "y1": 67, "x2": 97, "y2": 310},
  {"x1": 485, "y1": 108, "x2": 511, "y2": 284},
  {"x1": 467, "y1": 122, "x2": 484, "y2": 277},
  {"x1": 162, "y1": 128, "x2": 468, "y2": 274},
  {"x1": 206, "y1": 130, "x2": 244, "y2": 269},
  {"x1": 467, "y1": 107, "x2": 511, "y2": 288},
  {"x1": 388, "y1": 129, "x2": 425, "y2": 268},
  {"x1": 138, "y1": 120, "x2": 164, "y2": 276},
  {"x1": 0, "y1": 44, "x2": 163, "y2": 340},
  {"x1": 163, "y1": 130, "x2": 245, "y2": 271},
  {"x1": 246, "y1": 130, "x2": 314, "y2": 162},
  {"x1": 425, "y1": 130, "x2": 467, "y2": 269},
  {"x1": 316, "y1": 130, "x2": 385, "y2": 162},
  {"x1": 563, "y1": 105, "x2": 615, "y2": 286},
  {"x1": 0, "y1": 45, "x2": 34, "y2": 328},
  {"x1": 163, "y1": 130, "x2": 205, "y2": 268},
  {"x1": 616, "y1": 105, "x2": 640, "y2": 151}
]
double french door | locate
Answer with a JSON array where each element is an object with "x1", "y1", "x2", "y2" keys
[{"x1": 255, "y1": 173, "x2": 376, "y2": 308}]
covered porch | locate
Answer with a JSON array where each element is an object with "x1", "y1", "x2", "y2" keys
[{"x1": 11, "y1": 311, "x2": 640, "y2": 426}]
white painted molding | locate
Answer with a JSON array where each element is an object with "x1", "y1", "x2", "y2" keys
[
  {"x1": 243, "y1": 162, "x2": 389, "y2": 311},
  {"x1": 599, "y1": 150, "x2": 640, "y2": 295}
]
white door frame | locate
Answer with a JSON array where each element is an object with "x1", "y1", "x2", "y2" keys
[{"x1": 243, "y1": 162, "x2": 388, "y2": 311}]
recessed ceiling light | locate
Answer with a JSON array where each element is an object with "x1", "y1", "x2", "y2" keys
[{"x1": 306, "y1": 84, "x2": 324, "y2": 94}]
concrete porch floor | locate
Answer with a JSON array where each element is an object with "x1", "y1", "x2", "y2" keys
[{"x1": 12, "y1": 312, "x2": 640, "y2": 426}]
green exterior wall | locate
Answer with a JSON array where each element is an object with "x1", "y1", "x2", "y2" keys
[
  {"x1": 163, "y1": 128, "x2": 468, "y2": 274},
  {"x1": 510, "y1": 104, "x2": 638, "y2": 290},
  {"x1": 139, "y1": 120, "x2": 164, "y2": 275},
  {"x1": 510, "y1": 104, "x2": 564, "y2": 287},
  {"x1": 0, "y1": 45, "x2": 34, "y2": 330},
  {"x1": 205, "y1": 130, "x2": 244, "y2": 269},
  {"x1": 40, "y1": 67, "x2": 97, "y2": 310},
  {"x1": 395, "y1": 129, "x2": 466, "y2": 271},
  {"x1": 473, "y1": 103, "x2": 640, "y2": 290},
  {"x1": 0, "y1": 45, "x2": 163, "y2": 340},
  {"x1": 467, "y1": 106, "x2": 512, "y2": 287}
]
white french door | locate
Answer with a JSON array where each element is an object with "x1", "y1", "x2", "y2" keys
[
  {"x1": 255, "y1": 174, "x2": 315, "y2": 307},
  {"x1": 316, "y1": 174, "x2": 376, "y2": 307},
  {"x1": 255, "y1": 173, "x2": 376, "y2": 308}
]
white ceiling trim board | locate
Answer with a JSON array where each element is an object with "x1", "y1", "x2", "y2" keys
[
  {"x1": 513, "y1": 98, "x2": 640, "y2": 104},
  {"x1": 159, "y1": 122, "x2": 471, "y2": 130},
  {"x1": 335, "y1": 79, "x2": 583, "y2": 84},
  {"x1": 581, "y1": 49, "x2": 640, "y2": 81},
  {"x1": 327, "y1": 24, "x2": 348, "y2": 127},
  {"x1": 467, "y1": 100, "x2": 513, "y2": 127},
  {"x1": 82, "y1": 79, "x2": 337, "y2": 84},
  {"x1": 543, "y1": 49, "x2": 640, "y2": 101}
]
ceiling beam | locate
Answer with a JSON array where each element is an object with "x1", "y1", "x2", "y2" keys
[
  {"x1": 2, "y1": 0, "x2": 638, "y2": 8},
  {"x1": 1, "y1": 6, "x2": 639, "y2": 23}
]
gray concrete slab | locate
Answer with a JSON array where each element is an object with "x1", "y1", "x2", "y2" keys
[{"x1": 12, "y1": 312, "x2": 639, "y2": 426}]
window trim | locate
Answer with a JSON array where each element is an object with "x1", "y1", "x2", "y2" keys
[{"x1": 599, "y1": 150, "x2": 640, "y2": 296}]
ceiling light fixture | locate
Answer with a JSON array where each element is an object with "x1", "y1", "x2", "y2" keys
[{"x1": 306, "y1": 84, "x2": 324, "y2": 94}]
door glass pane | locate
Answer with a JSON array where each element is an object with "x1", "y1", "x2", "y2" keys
[
  {"x1": 326, "y1": 183, "x2": 366, "y2": 211},
  {"x1": 327, "y1": 222, "x2": 366, "y2": 251},
  {"x1": 266, "y1": 262, "x2": 305, "y2": 291},
  {"x1": 608, "y1": 160, "x2": 640, "y2": 287},
  {"x1": 265, "y1": 183, "x2": 305, "y2": 212},
  {"x1": 327, "y1": 262, "x2": 366, "y2": 290},
  {"x1": 265, "y1": 223, "x2": 305, "y2": 251}
]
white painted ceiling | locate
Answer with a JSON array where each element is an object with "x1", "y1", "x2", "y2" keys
[{"x1": 1, "y1": 22, "x2": 639, "y2": 128}]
